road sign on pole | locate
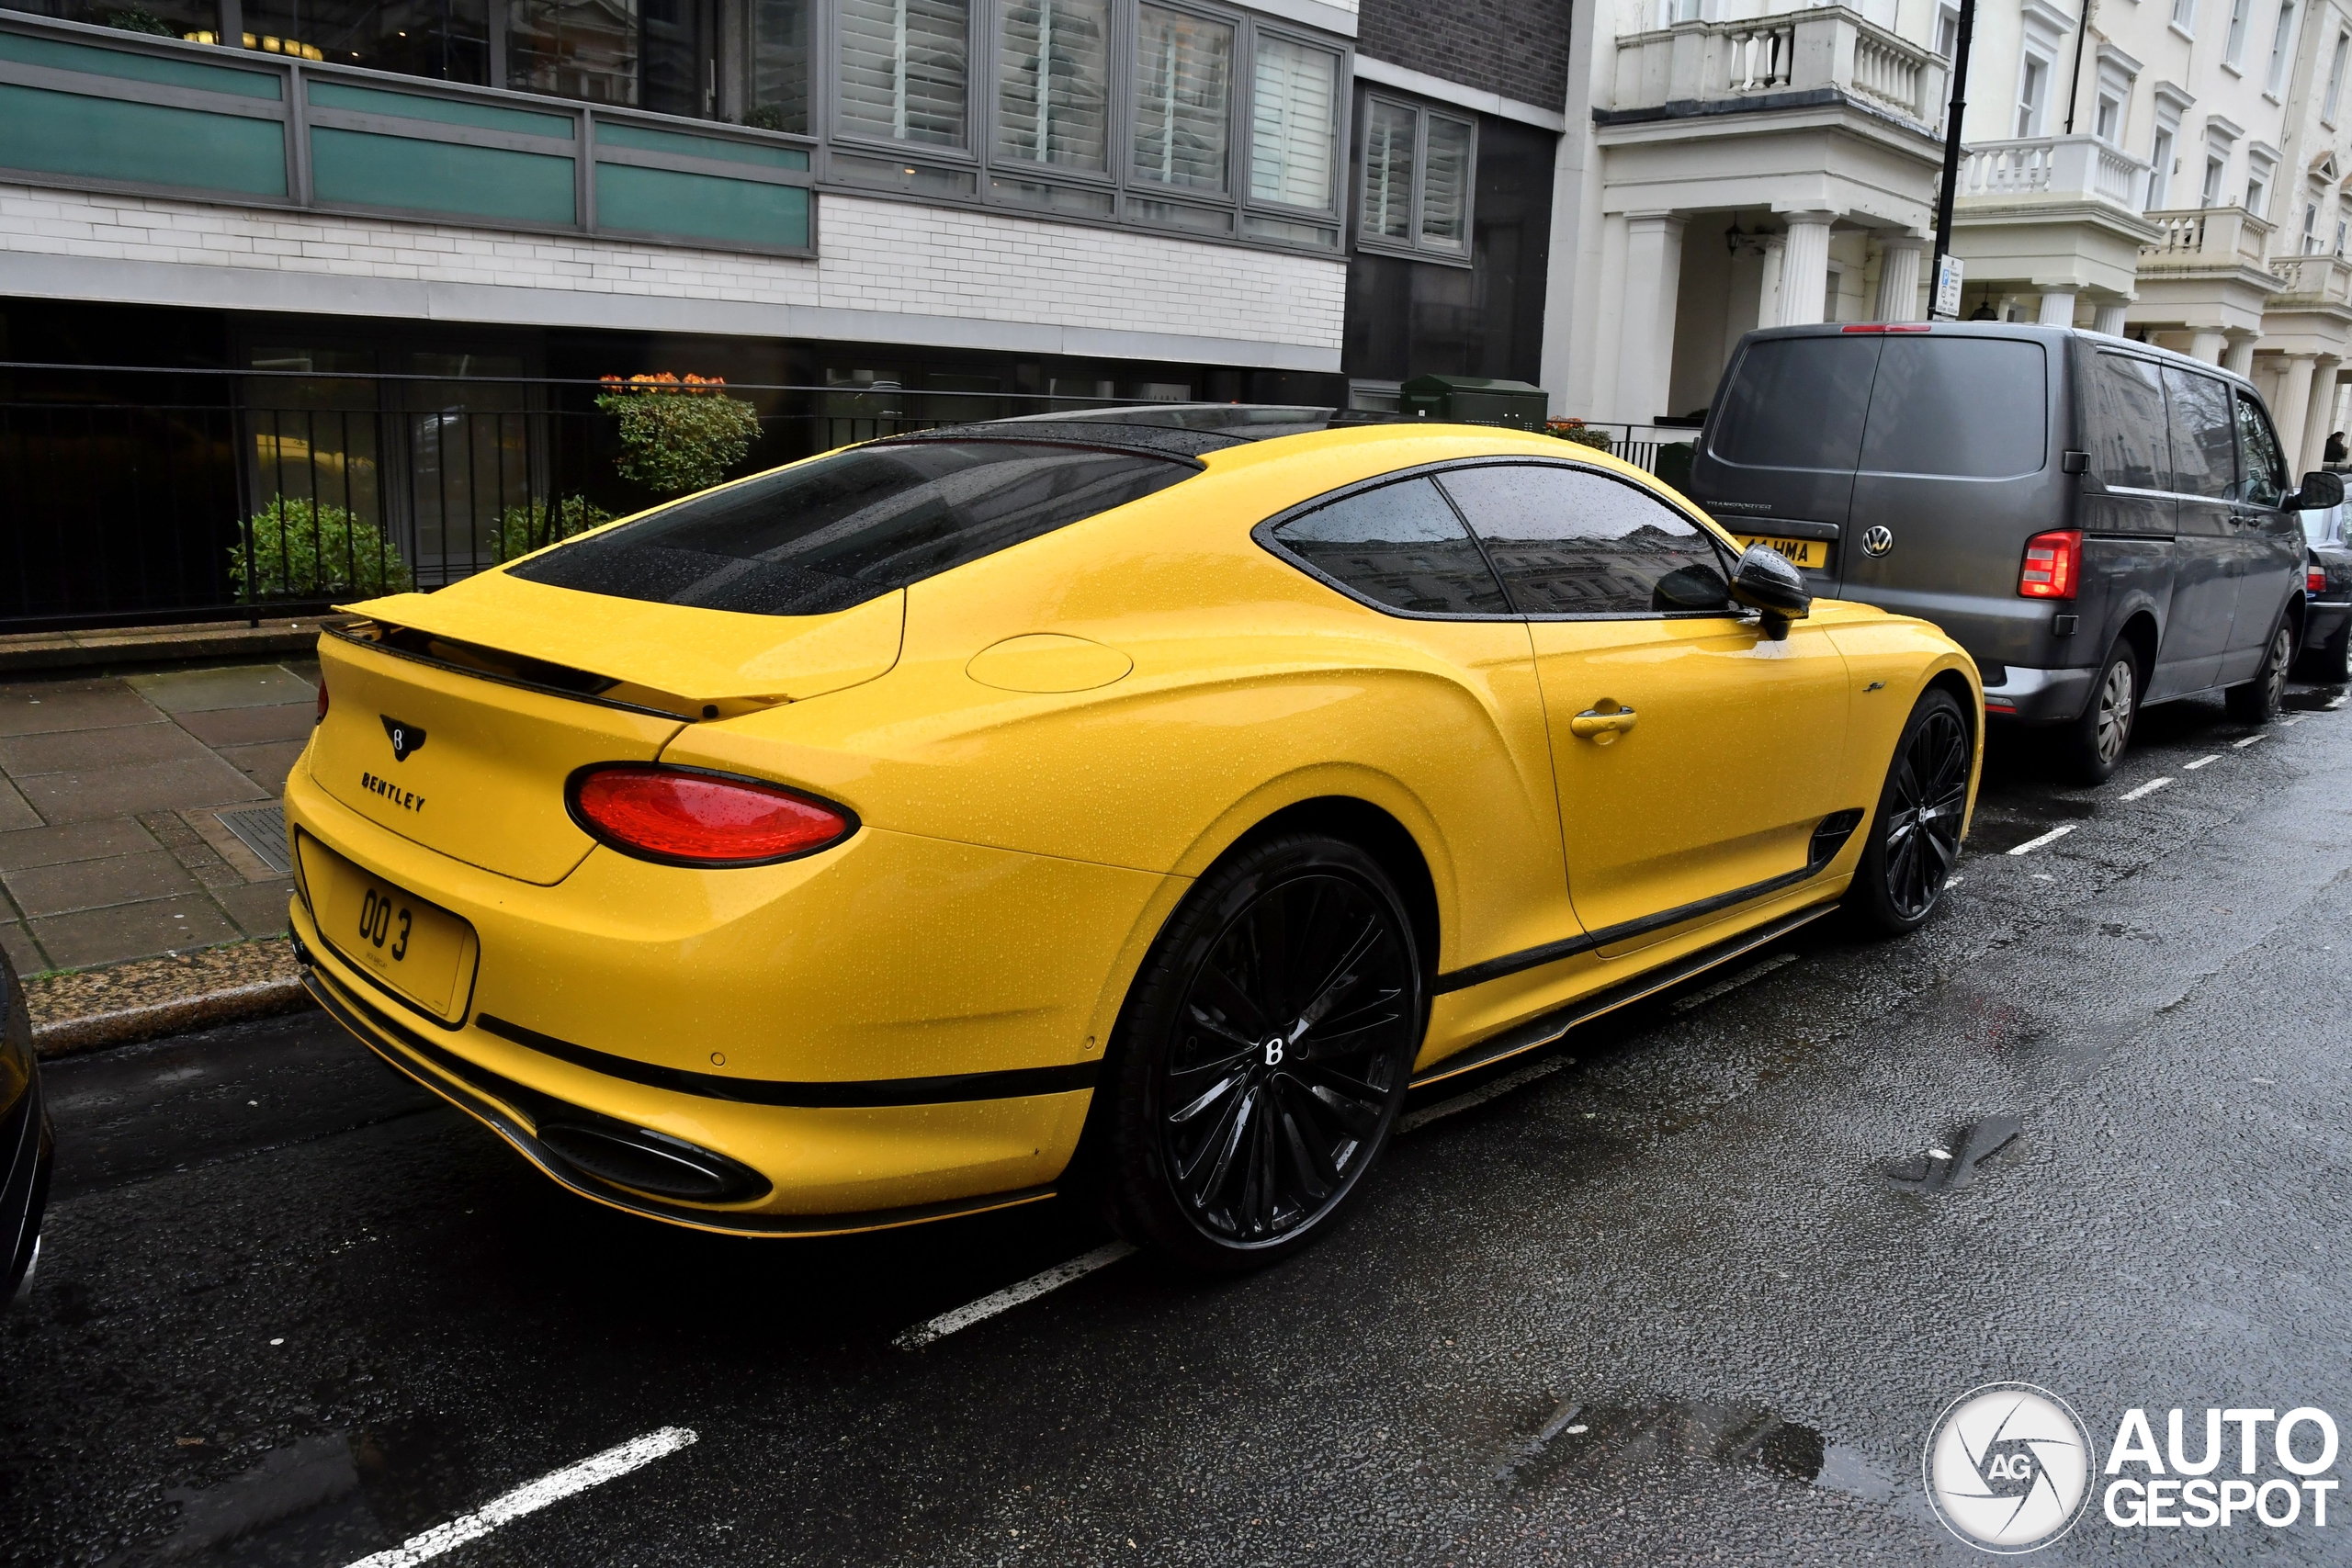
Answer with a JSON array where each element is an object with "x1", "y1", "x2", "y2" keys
[{"x1": 1934, "y1": 254, "x2": 1965, "y2": 320}]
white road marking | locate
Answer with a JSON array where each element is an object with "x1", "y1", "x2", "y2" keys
[
  {"x1": 2328, "y1": 693, "x2": 2348, "y2": 710},
  {"x1": 1398, "y1": 1057, "x2": 1567, "y2": 1134},
  {"x1": 2233, "y1": 733, "x2": 2267, "y2": 749},
  {"x1": 342, "y1": 1427, "x2": 696, "y2": 1568},
  {"x1": 2184, "y1": 755, "x2": 2221, "y2": 770},
  {"x1": 1945, "y1": 874, "x2": 1965, "y2": 887},
  {"x1": 895, "y1": 1242, "x2": 1136, "y2": 1349},
  {"x1": 1669, "y1": 953, "x2": 1800, "y2": 1014},
  {"x1": 2007, "y1": 823, "x2": 2078, "y2": 856},
  {"x1": 2278, "y1": 716, "x2": 2305, "y2": 728},
  {"x1": 2120, "y1": 776, "x2": 2174, "y2": 801}
]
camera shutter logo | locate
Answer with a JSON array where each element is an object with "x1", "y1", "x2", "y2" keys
[
  {"x1": 1924, "y1": 1382, "x2": 2096, "y2": 1553},
  {"x1": 1862, "y1": 525, "x2": 1895, "y2": 558}
]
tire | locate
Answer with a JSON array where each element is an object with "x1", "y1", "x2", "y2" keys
[
  {"x1": 2224, "y1": 616, "x2": 2294, "y2": 723},
  {"x1": 2053, "y1": 641, "x2": 2139, "y2": 784},
  {"x1": 1849, "y1": 688, "x2": 1972, "y2": 936},
  {"x1": 2296, "y1": 619, "x2": 2350, "y2": 684},
  {"x1": 1092, "y1": 832, "x2": 1424, "y2": 1272}
]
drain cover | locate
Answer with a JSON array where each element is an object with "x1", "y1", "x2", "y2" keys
[{"x1": 215, "y1": 803, "x2": 293, "y2": 875}]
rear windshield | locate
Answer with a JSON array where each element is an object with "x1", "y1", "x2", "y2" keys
[
  {"x1": 1707, "y1": 337, "x2": 1878, "y2": 470},
  {"x1": 1858, "y1": 338, "x2": 2047, "y2": 478},
  {"x1": 511, "y1": 440, "x2": 1196, "y2": 615}
]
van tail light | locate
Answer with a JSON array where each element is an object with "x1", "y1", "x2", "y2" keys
[
  {"x1": 2311, "y1": 564, "x2": 2330, "y2": 594},
  {"x1": 2018, "y1": 530, "x2": 2082, "y2": 600},
  {"x1": 569, "y1": 765, "x2": 856, "y2": 866}
]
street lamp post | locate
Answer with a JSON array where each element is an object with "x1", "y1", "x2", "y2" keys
[{"x1": 1929, "y1": 0, "x2": 1978, "y2": 320}]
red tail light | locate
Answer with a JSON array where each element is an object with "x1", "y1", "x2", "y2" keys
[
  {"x1": 2311, "y1": 564, "x2": 2330, "y2": 593},
  {"x1": 569, "y1": 766, "x2": 856, "y2": 866},
  {"x1": 315, "y1": 679, "x2": 329, "y2": 725},
  {"x1": 2018, "y1": 529, "x2": 2082, "y2": 600}
]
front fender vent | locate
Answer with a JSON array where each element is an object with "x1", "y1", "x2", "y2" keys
[{"x1": 1809, "y1": 809, "x2": 1866, "y2": 870}]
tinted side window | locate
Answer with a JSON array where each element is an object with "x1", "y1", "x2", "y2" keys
[
  {"x1": 513, "y1": 441, "x2": 1195, "y2": 615},
  {"x1": 2086, "y1": 353, "x2": 2168, "y2": 489},
  {"x1": 2234, "y1": 392, "x2": 2288, "y2": 506},
  {"x1": 1707, "y1": 337, "x2": 1879, "y2": 470},
  {"x1": 1853, "y1": 338, "x2": 2047, "y2": 479},
  {"x1": 1269, "y1": 478, "x2": 1511, "y2": 616},
  {"x1": 1436, "y1": 463, "x2": 1731, "y2": 616},
  {"x1": 2162, "y1": 368, "x2": 2237, "y2": 499}
]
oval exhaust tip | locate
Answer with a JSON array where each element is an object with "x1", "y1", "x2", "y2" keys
[{"x1": 536, "y1": 1121, "x2": 769, "y2": 1205}]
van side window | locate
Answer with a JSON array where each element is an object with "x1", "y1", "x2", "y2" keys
[
  {"x1": 1267, "y1": 478, "x2": 1513, "y2": 617},
  {"x1": 2162, "y1": 367, "x2": 2237, "y2": 499},
  {"x1": 1857, "y1": 338, "x2": 2047, "y2": 478},
  {"x1": 1705, "y1": 337, "x2": 1878, "y2": 471},
  {"x1": 1436, "y1": 463, "x2": 1733, "y2": 616},
  {"x1": 2233, "y1": 392, "x2": 2289, "y2": 506},
  {"x1": 2086, "y1": 354, "x2": 2169, "y2": 489}
]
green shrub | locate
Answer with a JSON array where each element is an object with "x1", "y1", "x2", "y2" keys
[
  {"x1": 595, "y1": 372, "x2": 763, "y2": 497},
  {"x1": 103, "y1": 6, "x2": 176, "y2": 32},
  {"x1": 1547, "y1": 418, "x2": 1613, "y2": 452},
  {"x1": 493, "y1": 495, "x2": 613, "y2": 563},
  {"x1": 229, "y1": 498, "x2": 413, "y2": 599}
]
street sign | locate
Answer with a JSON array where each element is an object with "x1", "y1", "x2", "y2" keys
[{"x1": 1933, "y1": 254, "x2": 1965, "y2": 320}]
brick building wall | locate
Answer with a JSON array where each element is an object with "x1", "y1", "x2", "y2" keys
[{"x1": 1354, "y1": 0, "x2": 1575, "y2": 112}]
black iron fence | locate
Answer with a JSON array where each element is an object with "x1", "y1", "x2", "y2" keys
[{"x1": 0, "y1": 365, "x2": 1693, "y2": 632}]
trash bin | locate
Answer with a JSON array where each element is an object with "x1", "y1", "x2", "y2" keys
[{"x1": 1397, "y1": 375, "x2": 1549, "y2": 431}]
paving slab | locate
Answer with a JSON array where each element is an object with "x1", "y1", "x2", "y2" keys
[
  {"x1": 0, "y1": 679, "x2": 162, "y2": 737},
  {"x1": 126, "y1": 664, "x2": 317, "y2": 713},
  {"x1": 0, "y1": 778, "x2": 37, "y2": 833},
  {"x1": 215, "y1": 739, "x2": 308, "y2": 795},
  {"x1": 0, "y1": 921, "x2": 40, "y2": 976},
  {"x1": 30, "y1": 895, "x2": 243, "y2": 970},
  {"x1": 2, "y1": 849, "x2": 202, "y2": 919},
  {"x1": 0, "y1": 719, "x2": 216, "y2": 777},
  {"x1": 173, "y1": 704, "x2": 317, "y2": 748},
  {"x1": 13, "y1": 754, "x2": 267, "y2": 824},
  {"x1": 0, "y1": 816, "x2": 159, "y2": 871},
  {"x1": 212, "y1": 877, "x2": 297, "y2": 939}
]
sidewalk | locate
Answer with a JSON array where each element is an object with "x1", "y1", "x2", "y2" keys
[{"x1": 1, "y1": 657, "x2": 321, "y2": 1050}]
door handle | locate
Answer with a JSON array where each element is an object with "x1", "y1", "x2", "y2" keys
[{"x1": 1570, "y1": 705, "x2": 1638, "y2": 742}]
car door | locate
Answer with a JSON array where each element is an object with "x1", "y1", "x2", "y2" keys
[
  {"x1": 2225, "y1": 389, "x2": 2301, "y2": 679},
  {"x1": 2158, "y1": 366, "x2": 2241, "y2": 694},
  {"x1": 1435, "y1": 460, "x2": 1852, "y2": 955}
]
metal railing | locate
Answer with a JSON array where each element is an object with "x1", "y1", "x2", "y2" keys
[{"x1": 1609, "y1": 6, "x2": 1949, "y2": 132}]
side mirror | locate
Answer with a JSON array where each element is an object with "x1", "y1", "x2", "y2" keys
[
  {"x1": 1651, "y1": 561, "x2": 1732, "y2": 612},
  {"x1": 2292, "y1": 470, "x2": 2346, "y2": 511},
  {"x1": 1730, "y1": 543, "x2": 1812, "y2": 638}
]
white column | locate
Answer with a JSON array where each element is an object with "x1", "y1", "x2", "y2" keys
[
  {"x1": 1614, "y1": 212, "x2": 1688, "y2": 423},
  {"x1": 2188, "y1": 329, "x2": 2229, "y2": 364},
  {"x1": 1778, "y1": 211, "x2": 1837, "y2": 326},
  {"x1": 2091, "y1": 301, "x2": 2128, "y2": 335},
  {"x1": 2222, "y1": 333, "x2": 2257, "y2": 378},
  {"x1": 2036, "y1": 288, "x2": 2078, "y2": 326},
  {"x1": 1756, "y1": 234, "x2": 1787, "y2": 328},
  {"x1": 2299, "y1": 355, "x2": 2342, "y2": 477},
  {"x1": 2276, "y1": 353, "x2": 2319, "y2": 469},
  {"x1": 1874, "y1": 236, "x2": 1927, "y2": 321}
]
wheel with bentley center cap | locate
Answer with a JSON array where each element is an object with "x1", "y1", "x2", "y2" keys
[
  {"x1": 1092, "y1": 833, "x2": 1423, "y2": 1271},
  {"x1": 1849, "y1": 688, "x2": 1971, "y2": 935}
]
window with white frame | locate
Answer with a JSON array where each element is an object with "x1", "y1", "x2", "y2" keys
[
  {"x1": 2328, "y1": 29, "x2": 2350, "y2": 118},
  {"x1": 2225, "y1": 0, "x2": 2251, "y2": 63},
  {"x1": 1358, "y1": 95, "x2": 1475, "y2": 259},
  {"x1": 2306, "y1": 197, "x2": 2322, "y2": 251},
  {"x1": 2267, "y1": 0, "x2": 2298, "y2": 93},
  {"x1": 2096, "y1": 92, "x2": 2121, "y2": 140},
  {"x1": 2245, "y1": 152, "x2": 2273, "y2": 216},
  {"x1": 2093, "y1": 47, "x2": 2139, "y2": 146},
  {"x1": 1250, "y1": 36, "x2": 1338, "y2": 212},
  {"x1": 2149, "y1": 123, "x2": 2177, "y2": 206},
  {"x1": 2203, "y1": 150, "x2": 2227, "y2": 205},
  {"x1": 2018, "y1": 52, "x2": 2051, "y2": 135},
  {"x1": 1935, "y1": 2, "x2": 1960, "y2": 54},
  {"x1": 2173, "y1": 0, "x2": 2197, "y2": 32}
]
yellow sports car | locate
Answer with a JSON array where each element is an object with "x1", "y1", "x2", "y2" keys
[{"x1": 285, "y1": 406, "x2": 1980, "y2": 1269}]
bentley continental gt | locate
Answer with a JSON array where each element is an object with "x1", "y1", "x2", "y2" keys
[{"x1": 285, "y1": 406, "x2": 1982, "y2": 1270}]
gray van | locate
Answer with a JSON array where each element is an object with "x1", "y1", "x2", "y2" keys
[{"x1": 1684, "y1": 322, "x2": 2339, "y2": 780}]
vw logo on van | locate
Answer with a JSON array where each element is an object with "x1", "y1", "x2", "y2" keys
[{"x1": 1861, "y1": 525, "x2": 1895, "y2": 558}]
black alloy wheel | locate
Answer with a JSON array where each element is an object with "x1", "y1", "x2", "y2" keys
[
  {"x1": 1093, "y1": 833, "x2": 1423, "y2": 1270},
  {"x1": 2225, "y1": 619, "x2": 2294, "y2": 723},
  {"x1": 1850, "y1": 689, "x2": 1972, "y2": 935}
]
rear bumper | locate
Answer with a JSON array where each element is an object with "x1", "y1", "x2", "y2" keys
[
  {"x1": 2306, "y1": 600, "x2": 2351, "y2": 649},
  {"x1": 1980, "y1": 664, "x2": 2096, "y2": 724}
]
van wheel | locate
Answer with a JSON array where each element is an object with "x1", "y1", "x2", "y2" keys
[
  {"x1": 2225, "y1": 619, "x2": 2293, "y2": 724},
  {"x1": 2054, "y1": 643, "x2": 2138, "y2": 784},
  {"x1": 1849, "y1": 689, "x2": 1971, "y2": 935},
  {"x1": 1093, "y1": 834, "x2": 1424, "y2": 1272}
]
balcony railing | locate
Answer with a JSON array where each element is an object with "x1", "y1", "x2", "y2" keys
[
  {"x1": 2139, "y1": 206, "x2": 2278, "y2": 269},
  {"x1": 0, "y1": 10, "x2": 813, "y2": 255},
  {"x1": 1608, "y1": 6, "x2": 1949, "y2": 132},
  {"x1": 1957, "y1": 135, "x2": 2150, "y2": 214},
  {"x1": 2267, "y1": 251, "x2": 2352, "y2": 305}
]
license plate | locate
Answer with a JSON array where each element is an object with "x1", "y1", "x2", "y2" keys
[
  {"x1": 308, "y1": 840, "x2": 477, "y2": 1018},
  {"x1": 1735, "y1": 534, "x2": 1828, "y2": 570}
]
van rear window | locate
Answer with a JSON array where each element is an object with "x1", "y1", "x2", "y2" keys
[
  {"x1": 1858, "y1": 339, "x2": 2047, "y2": 478},
  {"x1": 1706, "y1": 337, "x2": 1878, "y2": 470},
  {"x1": 510, "y1": 440, "x2": 1196, "y2": 615}
]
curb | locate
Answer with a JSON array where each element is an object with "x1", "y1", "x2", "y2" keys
[
  {"x1": 28, "y1": 938, "x2": 316, "y2": 1058},
  {"x1": 0, "y1": 616, "x2": 352, "y2": 677}
]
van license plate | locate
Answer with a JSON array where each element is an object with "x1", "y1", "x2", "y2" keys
[
  {"x1": 1734, "y1": 535, "x2": 1827, "y2": 570},
  {"x1": 321, "y1": 854, "x2": 473, "y2": 1016}
]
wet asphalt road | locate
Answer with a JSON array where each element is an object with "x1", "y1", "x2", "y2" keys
[{"x1": 6, "y1": 682, "x2": 2352, "y2": 1566}]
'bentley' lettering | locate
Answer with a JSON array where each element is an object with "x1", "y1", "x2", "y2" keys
[{"x1": 359, "y1": 771, "x2": 426, "y2": 813}]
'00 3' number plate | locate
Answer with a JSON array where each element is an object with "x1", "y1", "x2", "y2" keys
[
  {"x1": 317, "y1": 849, "x2": 476, "y2": 1017},
  {"x1": 1734, "y1": 534, "x2": 1827, "y2": 570}
]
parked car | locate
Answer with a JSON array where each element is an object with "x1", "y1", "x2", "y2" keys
[
  {"x1": 283, "y1": 406, "x2": 1981, "y2": 1270},
  {"x1": 2297, "y1": 501, "x2": 2352, "y2": 682},
  {"x1": 2, "y1": 947, "x2": 51, "y2": 1308},
  {"x1": 1686, "y1": 323, "x2": 2341, "y2": 781}
]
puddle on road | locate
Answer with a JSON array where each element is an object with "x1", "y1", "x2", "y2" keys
[
  {"x1": 1884, "y1": 1114, "x2": 2023, "y2": 1194},
  {"x1": 1494, "y1": 1395, "x2": 1894, "y2": 1506},
  {"x1": 2283, "y1": 685, "x2": 2346, "y2": 713}
]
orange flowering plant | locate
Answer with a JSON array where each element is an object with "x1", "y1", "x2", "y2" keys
[{"x1": 594, "y1": 372, "x2": 763, "y2": 497}]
